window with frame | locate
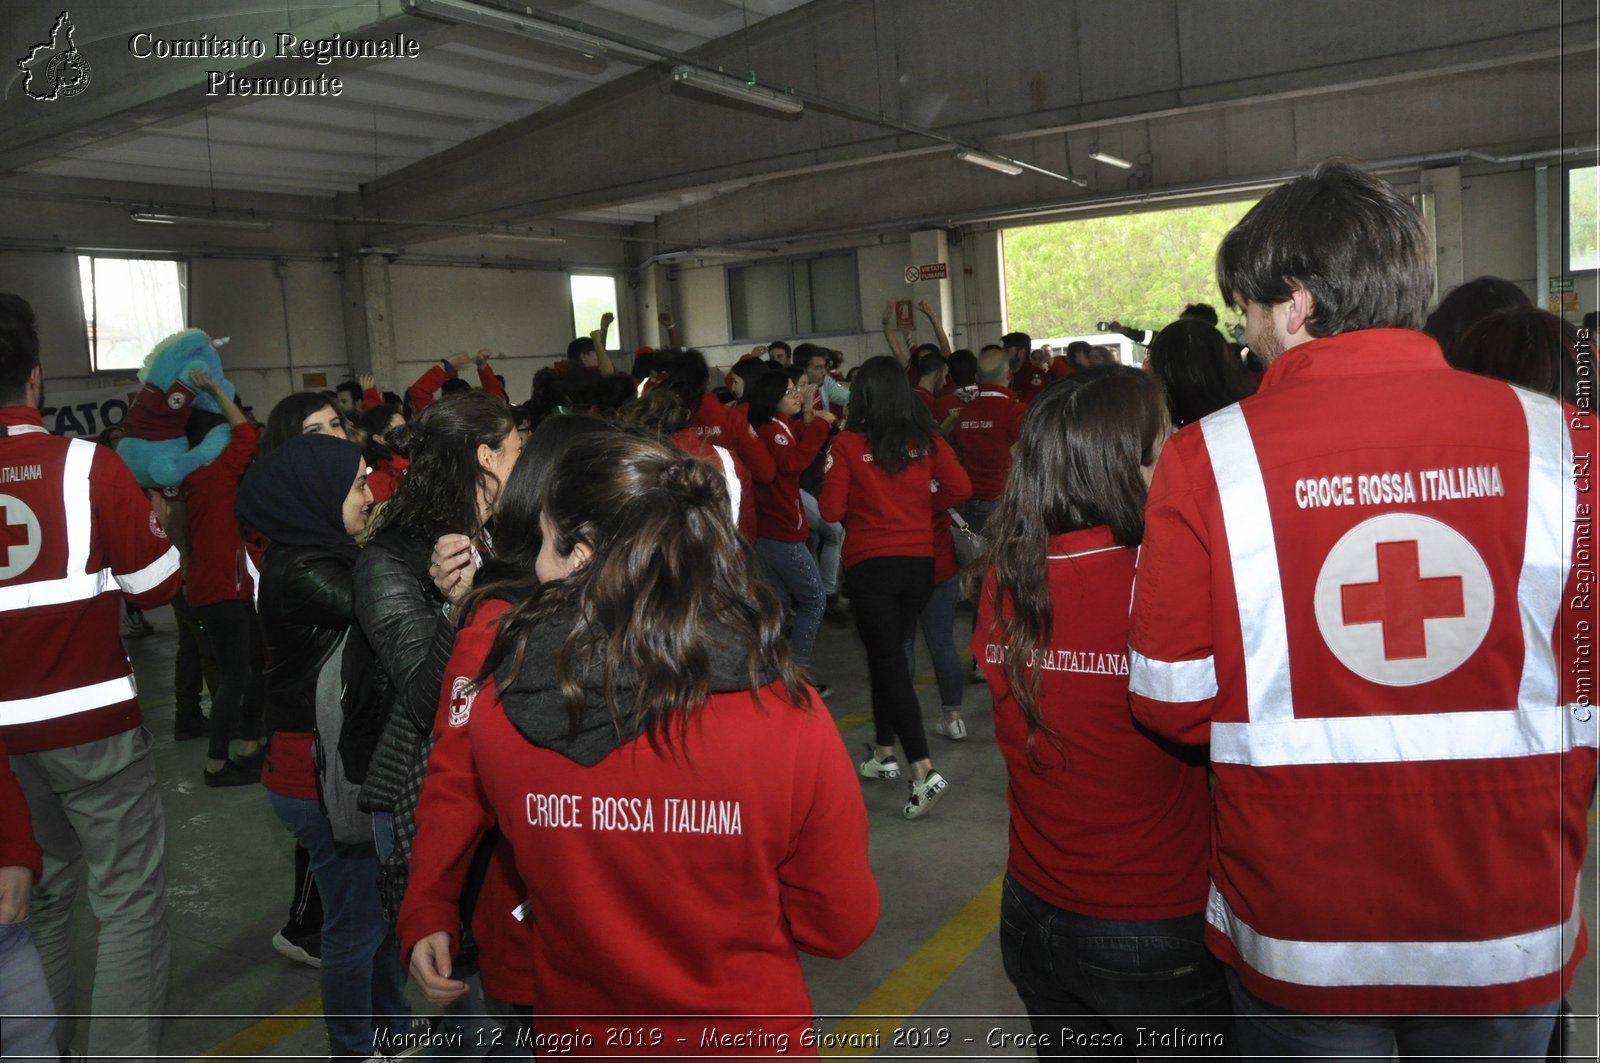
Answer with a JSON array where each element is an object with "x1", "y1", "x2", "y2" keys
[
  {"x1": 77, "y1": 256, "x2": 188, "y2": 373},
  {"x1": 570, "y1": 274, "x2": 620, "y2": 346},
  {"x1": 728, "y1": 252, "x2": 858, "y2": 341},
  {"x1": 1570, "y1": 165, "x2": 1598, "y2": 272}
]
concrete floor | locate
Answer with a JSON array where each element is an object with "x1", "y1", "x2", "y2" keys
[{"x1": 43, "y1": 604, "x2": 1600, "y2": 1059}]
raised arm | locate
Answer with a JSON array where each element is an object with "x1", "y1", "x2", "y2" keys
[
  {"x1": 591, "y1": 313, "x2": 619, "y2": 377},
  {"x1": 918, "y1": 301, "x2": 952, "y2": 356},
  {"x1": 473, "y1": 351, "x2": 505, "y2": 399},
  {"x1": 882, "y1": 302, "x2": 909, "y2": 365}
]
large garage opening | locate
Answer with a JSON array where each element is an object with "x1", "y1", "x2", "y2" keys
[{"x1": 1002, "y1": 198, "x2": 1258, "y2": 354}]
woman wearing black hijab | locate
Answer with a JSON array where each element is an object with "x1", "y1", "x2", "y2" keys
[{"x1": 235, "y1": 433, "x2": 409, "y2": 1062}]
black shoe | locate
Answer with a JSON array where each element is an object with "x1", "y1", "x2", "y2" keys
[
  {"x1": 232, "y1": 748, "x2": 265, "y2": 771},
  {"x1": 203, "y1": 758, "x2": 261, "y2": 788},
  {"x1": 173, "y1": 715, "x2": 206, "y2": 741}
]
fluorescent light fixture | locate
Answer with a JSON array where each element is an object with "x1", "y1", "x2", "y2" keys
[
  {"x1": 643, "y1": 246, "x2": 767, "y2": 266},
  {"x1": 1089, "y1": 151, "x2": 1133, "y2": 170},
  {"x1": 129, "y1": 210, "x2": 272, "y2": 231},
  {"x1": 481, "y1": 229, "x2": 567, "y2": 246},
  {"x1": 407, "y1": 0, "x2": 654, "y2": 60},
  {"x1": 955, "y1": 150, "x2": 1024, "y2": 177},
  {"x1": 669, "y1": 66, "x2": 804, "y2": 116}
]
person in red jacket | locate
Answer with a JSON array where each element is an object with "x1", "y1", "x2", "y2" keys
[
  {"x1": 445, "y1": 432, "x2": 874, "y2": 1055},
  {"x1": 1129, "y1": 162, "x2": 1597, "y2": 1057},
  {"x1": 0, "y1": 730, "x2": 57, "y2": 1060},
  {"x1": 821, "y1": 356, "x2": 971, "y2": 818},
  {"x1": 403, "y1": 413, "x2": 614, "y2": 1049},
  {"x1": 951, "y1": 348, "x2": 1027, "y2": 535},
  {"x1": 744, "y1": 369, "x2": 836, "y2": 682},
  {"x1": 182, "y1": 370, "x2": 264, "y2": 785},
  {"x1": 968, "y1": 368, "x2": 1229, "y2": 1050},
  {"x1": 660, "y1": 348, "x2": 777, "y2": 487},
  {"x1": 354, "y1": 404, "x2": 410, "y2": 504},
  {"x1": 0, "y1": 294, "x2": 182, "y2": 1063},
  {"x1": 622, "y1": 386, "x2": 758, "y2": 539},
  {"x1": 408, "y1": 350, "x2": 507, "y2": 413}
]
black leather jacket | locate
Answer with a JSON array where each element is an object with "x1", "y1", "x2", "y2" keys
[
  {"x1": 352, "y1": 526, "x2": 454, "y2": 813},
  {"x1": 256, "y1": 542, "x2": 358, "y2": 737}
]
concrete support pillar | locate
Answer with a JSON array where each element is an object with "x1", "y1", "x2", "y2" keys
[
  {"x1": 636, "y1": 263, "x2": 674, "y2": 348},
  {"x1": 340, "y1": 254, "x2": 398, "y2": 389},
  {"x1": 1420, "y1": 165, "x2": 1464, "y2": 304},
  {"x1": 908, "y1": 229, "x2": 953, "y2": 346}
]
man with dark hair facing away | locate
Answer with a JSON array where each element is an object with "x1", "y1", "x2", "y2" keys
[
  {"x1": 0, "y1": 293, "x2": 183, "y2": 1062},
  {"x1": 951, "y1": 347, "x2": 1026, "y2": 535},
  {"x1": 1127, "y1": 162, "x2": 1596, "y2": 1058}
]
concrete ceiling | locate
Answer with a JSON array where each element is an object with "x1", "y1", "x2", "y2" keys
[{"x1": 13, "y1": 0, "x2": 812, "y2": 208}]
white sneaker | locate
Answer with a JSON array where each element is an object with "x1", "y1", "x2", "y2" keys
[
  {"x1": 939, "y1": 715, "x2": 967, "y2": 741},
  {"x1": 858, "y1": 746, "x2": 901, "y2": 780},
  {"x1": 904, "y1": 770, "x2": 949, "y2": 819}
]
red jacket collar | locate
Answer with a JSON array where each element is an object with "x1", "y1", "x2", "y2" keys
[
  {"x1": 0, "y1": 407, "x2": 45, "y2": 429},
  {"x1": 1258, "y1": 329, "x2": 1446, "y2": 391},
  {"x1": 1046, "y1": 525, "x2": 1125, "y2": 557}
]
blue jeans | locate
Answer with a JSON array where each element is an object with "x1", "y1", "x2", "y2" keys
[
  {"x1": 755, "y1": 538, "x2": 826, "y2": 669},
  {"x1": 1226, "y1": 967, "x2": 1557, "y2": 1061},
  {"x1": 0, "y1": 919, "x2": 58, "y2": 1062},
  {"x1": 801, "y1": 490, "x2": 843, "y2": 596},
  {"x1": 964, "y1": 497, "x2": 999, "y2": 535},
  {"x1": 270, "y1": 793, "x2": 409, "y2": 1063},
  {"x1": 999, "y1": 876, "x2": 1231, "y2": 1059},
  {"x1": 903, "y1": 576, "x2": 964, "y2": 709}
]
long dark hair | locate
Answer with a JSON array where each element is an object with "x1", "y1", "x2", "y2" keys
[
  {"x1": 1424, "y1": 275, "x2": 1532, "y2": 362},
  {"x1": 659, "y1": 348, "x2": 712, "y2": 410},
  {"x1": 484, "y1": 433, "x2": 805, "y2": 747},
  {"x1": 843, "y1": 355, "x2": 936, "y2": 473},
  {"x1": 366, "y1": 391, "x2": 513, "y2": 544},
  {"x1": 1146, "y1": 317, "x2": 1255, "y2": 427},
  {"x1": 1453, "y1": 307, "x2": 1583, "y2": 406},
  {"x1": 458, "y1": 414, "x2": 615, "y2": 623},
  {"x1": 965, "y1": 367, "x2": 1168, "y2": 765},
  {"x1": 743, "y1": 368, "x2": 792, "y2": 429},
  {"x1": 260, "y1": 392, "x2": 341, "y2": 457}
]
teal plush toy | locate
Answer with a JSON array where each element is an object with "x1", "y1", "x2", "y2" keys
[{"x1": 114, "y1": 329, "x2": 237, "y2": 489}]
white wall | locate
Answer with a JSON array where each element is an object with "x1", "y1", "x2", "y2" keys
[{"x1": 387, "y1": 264, "x2": 590, "y2": 405}]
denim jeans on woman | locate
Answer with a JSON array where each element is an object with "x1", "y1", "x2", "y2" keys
[
  {"x1": 999, "y1": 875, "x2": 1231, "y2": 1059},
  {"x1": 902, "y1": 576, "x2": 964, "y2": 710},
  {"x1": 270, "y1": 793, "x2": 409, "y2": 1062},
  {"x1": 0, "y1": 918, "x2": 57, "y2": 1062},
  {"x1": 801, "y1": 490, "x2": 843, "y2": 596},
  {"x1": 754, "y1": 538, "x2": 825, "y2": 669}
]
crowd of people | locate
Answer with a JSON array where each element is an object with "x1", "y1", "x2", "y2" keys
[{"x1": 0, "y1": 159, "x2": 1595, "y2": 1061}]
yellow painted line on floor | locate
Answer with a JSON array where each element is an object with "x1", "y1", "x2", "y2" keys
[
  {"x1": 821, "y1": 874, "x2": 1004, "y2": 1057},
  {"x1": 187, "y1": 993, "x2": 321, "y2": 1061}
]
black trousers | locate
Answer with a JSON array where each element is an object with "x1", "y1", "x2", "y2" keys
[
  {"x1": 192, "y1": 599, "x2": 265, "y2": 760},
  {"x1": 844, "y1": 556, "x2": 934, "y2": 763},
  {"x1": 171, "y1": 589, "x2": 219, "y2": 725}
]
